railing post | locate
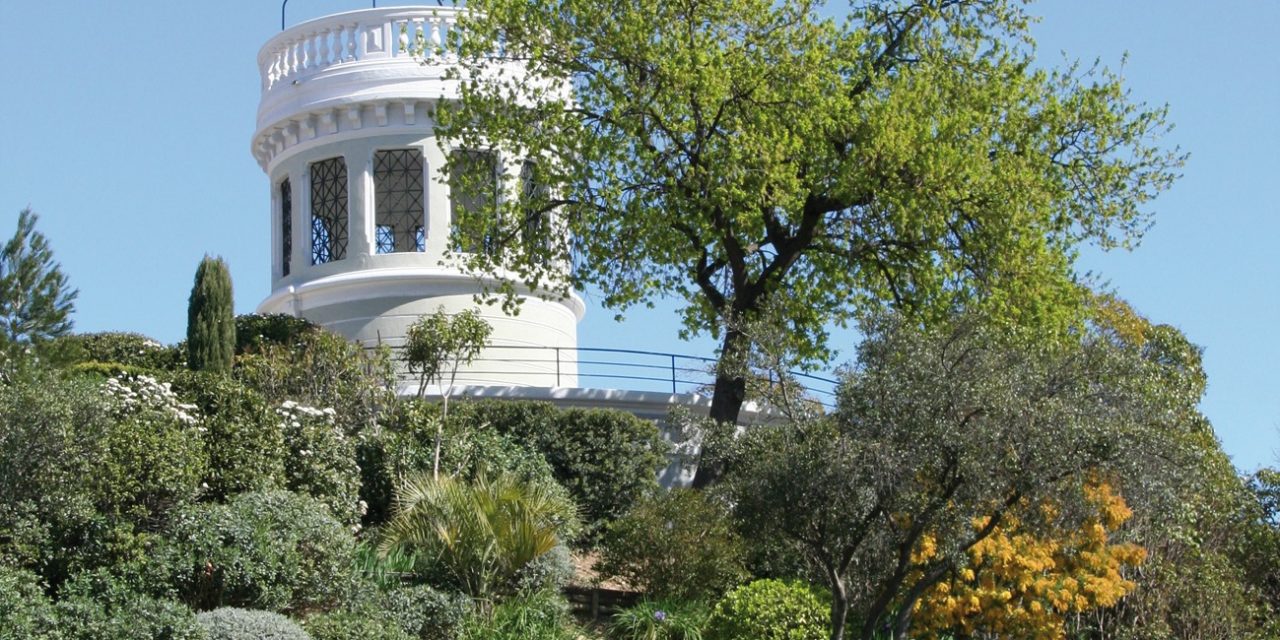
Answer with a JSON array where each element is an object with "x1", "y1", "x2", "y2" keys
[
  {"x1": 555, "y1": 347, "x2": 561, "y2": 387},
  {"x1": 671, "y1": 355, "x2": 677, "y2": 394}
]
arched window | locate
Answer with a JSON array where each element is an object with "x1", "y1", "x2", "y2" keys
[
  {"x1": 310, "y1": 157, "x2": 348, "y2": 264},
  {"x1": 280, "y1": 177, "x2": 292, "y2": 276},
  {"x1": 373, "y1": 149, "x2": 426, "y2": 254}
]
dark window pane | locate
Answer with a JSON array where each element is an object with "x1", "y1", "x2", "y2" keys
[
  {"x1": 374, "y1": 149, "x2": 426, "y2": 253},
  {"x1": 310, "y1": 157, "x2": 349, "y2": 264},
  {"x1": 280, "y1": 178, "x2": 292, "y2": 276},
  {"x1": 519, "y1": 160, "x2": 550, "y2": 253},
  {"x1": 450, "y1": 150, "x2": 498, "y2": 255}
]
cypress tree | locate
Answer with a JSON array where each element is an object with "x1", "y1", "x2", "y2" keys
[{"x1": 186, "y1": 255, "x2": 235, "y2": 372}]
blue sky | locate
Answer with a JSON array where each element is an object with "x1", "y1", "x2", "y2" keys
[{"x1": 0, "y1": 1, "x2": 1275, "y2": 470}]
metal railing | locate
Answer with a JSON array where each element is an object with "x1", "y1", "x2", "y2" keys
[{"x1": 382, "y1": 344, "x2": 840, "y2": 409}]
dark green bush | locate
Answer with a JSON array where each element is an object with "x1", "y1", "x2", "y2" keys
[
  {"x1": 460, "y1": 401, "x2": 669, "y2": 543},
  {"x1": 0, "y1": 566, "x2": 59, "y2": 639},
  {"x1": 277, "y1": 401, "x2": 362, "y2": 525},
  {"x1": 598, "y1": 489, "x2": 747, "y2": 602},
  {"x1": 196, "y1": 608, "x2": 309, "y2": 640},
  {"x1": 160, "y1": 490, "x2": 356, "y2": 613},
  {"x1": 377, "y1": 584, "x2": 472, "y2": 640},
  {"x1": 55, "y1": 570, "x2": 205, "y2": 640},
  {"x1": 703, "y1": 579, "x2": 828, "y2": 640},
  {"x1": 235, "y1": 314, "x2": 319, "y2": 353},
  {"x1": 458, "y1": 588, "x2": 579, "y2": 640},
  {"x1": 172, "y1": 372, "x2": 286, "y2": 501}
]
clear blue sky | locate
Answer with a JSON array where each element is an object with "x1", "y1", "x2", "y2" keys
[{"x1": 0, "y1": 1, "x2": 1275, "y2": 470}]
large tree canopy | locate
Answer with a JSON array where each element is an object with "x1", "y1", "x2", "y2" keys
[{"x1": 436, "y1": 0, "x2": 1183, "y2": 478}]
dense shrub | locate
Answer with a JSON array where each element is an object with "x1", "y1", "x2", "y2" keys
[
  {"x1": 160, "y1": 490, "x2": 356, "y2": 613},
  {"x1": 304, "y1": 610, "x2": 413, "y2": 640},
  {"x1": 703, "y1": 580, "x2": 829, "y2": 640},
  {"x1": 609, "y1": 599, "x2": 710, "y2": 640},
  {"x1": 0, "y1": 372, "x2": 205, "y2": 584},
  {"x1": 459, "y1": 401, "x2": 669, "y2": 543},
  {"x1": 458, "y1": 588, "x2": 579, "y2": 640},
  {"x1": 598, "y1": 489, "x2": 746, "y2": 602},
  {"x1": 235, "y1": 314, "x2": 318, "y2": 353},
  {"x1": 52, "y1": 569, "x2": 205, "y2": 640},
  {"x1": 276, "y1": 401, "x2": 362, "y2": 525},
  {"x1": 196, "y1": 608, "x2": 309, "y2": 640},
  {"x1": 171, "y1": 372, "x2": 286, "y2": 501},
  {"x1": 49, "y1": 331, "x2": 183, "y2": 371},
  {"x1": 0, "y1": 566, "x2": 59, "y2": 639},
  {"x1": 377, "y1": 584, "x2": 472, "y2": 640}
]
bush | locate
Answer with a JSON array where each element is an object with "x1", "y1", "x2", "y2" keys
[
  {"x1": 235, "y1": 314, "x2": 318, "y2": 354},
  {"x1": 609, "y1": 599, "x2": 709, "y2": 640},
  {"x1": 276, "y1": 401, "x2": 362, "y2": 525},
  {"x1": 171, "y1": 372, "x2": 286, "y2": 501},
  {"x1": 703, "y1": 580, "x2": 828, "y2": 640},
  {"x1": 597, "y1": 489, "x2": 746, "y2": 602},
  {"x1": 55, "y1": 570, "x2": 205, "y2": 640},
  {"x1": 160, "y1": 490, "x2": 356, "y2": 612},
  {"x1": 378, "y1": 584, "x2": 472, "y2": 640},
  {"x1": 49, "y1": 331, "x2": 183, "y2": 371},
  {"x1": 460, "y1": 401, "x2": 669, "y2": 543},
  {"x1": 304, "y1": 610, "x2": 413, "y2": 640},
  {"x1": 458, "y1": 588, "x2": 579, "y2": 640},
  {"x1": 196, "y1": 608, "x2": 309, "y2": 640},
  {"x1": 0, "y1": 566, "x2": 59, "y2": 640}
]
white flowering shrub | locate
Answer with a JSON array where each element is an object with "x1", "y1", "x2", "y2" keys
[
  {"x1": 103, "y1": 374, "x2": 202, "y2": 428},
  {"x1": 278, "y1": 401, "x2": 362, "y2": 526}
]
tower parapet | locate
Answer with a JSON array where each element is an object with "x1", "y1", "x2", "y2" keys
[{"x1": 252, "y1": 6, "x2": 584, "y2": 389}]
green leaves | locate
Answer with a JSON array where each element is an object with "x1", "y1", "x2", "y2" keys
[{"x1": 0, "y1": 208, "x2": 77, "y2": 364}]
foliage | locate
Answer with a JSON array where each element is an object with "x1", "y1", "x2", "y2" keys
[
  {"x1": 723, "y1": 310, "x2": 1200, "y2": 640},
  {"x1": 376, "y1": 584, "x2": 473, "y2": 640},
  {"x1": 378, "y1": 471, "x2": 579, "y2": 600},
  {"x1": 160, "y1": 490, "x2": 356, "y2": 613},
  {"x1": 359, "y1": 399, "x2": 561, "y2": 526},
  {"x1": 457, "y1": 588, "x2": 579, "y2": 640},
  {"x1": 186, "y1": 256, "x2": 235, "y2": 373},
  {"x1": 703, "y1": 579, "x2": 829, "y2": 640},
  {"x1": 303, "y1": 610, "x2": 413, "y2": 640},
  {"x1": 0, "y1": 371, "x2": 205, "y2": 585},
  {"x1": 235, "y1": 313, "x2": 318, "y2": 354},
  {"x1": 597, "y1": 489, "x2": 746, "y2": 602},
  {"x1": 50, "y1": 331, "x2": 182, "y2": 371},
  {"x1": 455, "y1": 400, "x2": 669, "y2": 543},
  {"x1": 910, "y1": 482, "x2": 1146, "y2": 639},
  {"x1": 235, "y1": 326, "x2": 393, "y2": 434},
  {"x1": 53, "y1": 570, "x2": 206, "y2": 640},
  {"x1": 0, "y1": 208, "x2": 77, "y2": 364},
  {"x1": 0, "y1": 565, "x2": 60, "y2": 640},
  {"x1": 609, "y1": 599, "x2": 709, "y2": 640},
  {"x1": 171, "y1": 372, "x2": 286, "y2": 501},
  {"x1": 402, "y1": 306, "x2": 492, "y2": 401},
  {"x1": 436, "y1": 0, "x2": 1185, "y2": 470},
  {"x1": 275, "y1": 400, "x2": 362, "y2": 525},
  {"x1": 195, "y1": 608, "x2": 309, "y2": 640}
]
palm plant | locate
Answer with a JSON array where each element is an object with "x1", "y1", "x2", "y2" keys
[{"x1": 378, "y1": 471, "x2": 578, "y2": 600}]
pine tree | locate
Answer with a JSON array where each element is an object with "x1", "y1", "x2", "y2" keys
[
  {"x1": 0, "y1": 208, "x2": 78, "y2": 362},
  {"x1": 186, "y1": 255, "x2": 235, "y2": 372}
]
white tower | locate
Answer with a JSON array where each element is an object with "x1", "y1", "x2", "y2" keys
[{"x1": 251, "y1": 6, "x2": 585, "y2": 388}]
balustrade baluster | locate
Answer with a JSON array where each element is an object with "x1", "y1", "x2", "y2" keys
[
  {"x1": 429, "y1": 17, "x2": 443, "y2": 57},
  {"x1": 317, "y1": 28, "x2": 331, "y2": 67}
]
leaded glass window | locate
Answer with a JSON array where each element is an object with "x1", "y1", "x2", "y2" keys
[
  {"x1": 520, "y1": 161, "x2": 550, "y2": 253},
  {"x1": 450, "y1": 150, "x2": 499, "y2": 255},
  {"x1": 310, "y1": 157, "x2": 348, "y2": 264},
  {"x1": 280, "y1": 178, "x2": 292, "y2": 276},
  {"x1": 374, "y1": 149, "x2": 426, "y2": 254}
]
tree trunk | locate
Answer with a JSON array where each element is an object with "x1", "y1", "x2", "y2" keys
[
  {"x1": 829, "y1": 570, "x2": 850, "y2": 640},
  {"x1": 691, "y1": 327, "x2": 748, "y2": 488}
]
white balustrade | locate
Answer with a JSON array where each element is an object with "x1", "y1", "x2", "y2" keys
[{"x1": 258, "y1": 7, "x2": 466, "y2": 94}]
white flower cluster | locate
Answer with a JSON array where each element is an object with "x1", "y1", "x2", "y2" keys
[
  {"x1": 102, "y1": 374, "x2": 201, "y2": 427},
  {"x1": 276, "y1": 400, "x2": 342, "y2": 442}
]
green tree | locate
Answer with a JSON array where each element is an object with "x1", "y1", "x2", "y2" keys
[
  {"x1": 186, "y1": 256, "x2": 235, "y2": 373},
  {"x1": 0, "y1": 208, "x2": 77, "y2": 362},
  {"x1": 434, "y1": 0, "x2": 1183, "y2": 485},
  {"x1": 402, "y1": 306, "x2": 493, "y2": 478},
  {"x1": 723, "y1": 310, "x2": 1201, "y2": 640}
]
